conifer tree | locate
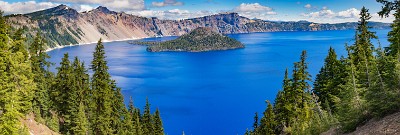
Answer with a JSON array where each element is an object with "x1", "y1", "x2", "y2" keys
[
  {"x1": 65, "y1": 57, "x2": 90, "y2": 134},
  {"x1": 273, "y1": 69, "x2": 291, "y2": 133},
  {"x1": 70, "y1": 102, "x2": 88, "y2": 135},
  {"x1": 90, "y1": 39, "x2": 114, "y2": 134},
  {"x1": 52, "y1": 53, "x2": 73, "y2": 133},
  {"x1": 259, "y1": 101, "x2": 276, "y2": 135},
  {"x1": 142, "y1": 98, "x2": 154, "y2": 135},
  {"x1": 110, "y1": 80, "x2": 126, "y2": 134},
  {"x1": 29, "y1": 33, "x2": 52, "y2": 123},
  {"x1": 313, "y1": 47, "x2": 345, "y2": 112},
  {"x1": 350, "y1": 7, "x2": 377, "y2": 88},
  {"x1": 153, "y1": 108, "x2": 164, "y2": 135}
]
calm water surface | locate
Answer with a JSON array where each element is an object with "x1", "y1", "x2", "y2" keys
[{"x1": 48, "y1": 30, "x2": 390, "y2": 135}]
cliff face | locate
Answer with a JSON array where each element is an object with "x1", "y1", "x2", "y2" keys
[{"x1": 6, "y1": 5, "x2": 391, "y2": 49}]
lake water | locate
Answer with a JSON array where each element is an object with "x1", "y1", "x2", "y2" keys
[{"x1": 47, "y1": 29, "x2": 390, "y2": 135}]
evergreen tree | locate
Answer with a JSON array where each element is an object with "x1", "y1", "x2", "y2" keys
[
  {"x1": 142, "y1": 98, "x2": 154, "y2": 135},
  {"x1": 273, "y1": 69, "x2": 291, "y2": 133},
  {"x1": 110, "y1": 80, "x2": 126, "y2": 134},
  {"x1": 313, "y1": 47, "x2": 345, "y2": 112},
  {"x1": 153, "y1": 108, "x2": 164, "y2": 135},
  {"x1": 52, "y1": 53, "x2": 73, "y2": 133},
  {"x1": 70, "y1": 102, "x2": 88, "y2": 135},
  {"x1": 336, "y1": 45, "x2": 367, "y2": 132},
  {"x1": 259, "y1": 101, "x2": 276, "y2": 135},
  {"x1": 90, "y1": 39, "x2": 114, "y2": 134},
  {"x1": 29, "y1": 33, "x2": 52, "y2": 123},
  {"x1": 66, "y1": 57, "x2": 90, "y2": 134},
  {"x1": 349, "y1": 7, "x2": 377, "y2": 88}
]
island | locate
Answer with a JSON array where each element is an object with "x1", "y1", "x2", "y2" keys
[{"x1": 131, "y1": 27, "x2": 245, "y2": 52}]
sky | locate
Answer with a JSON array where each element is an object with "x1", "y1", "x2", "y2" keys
[{"x1": 0, "y1": 0, "x2": 395, "y2": 23}]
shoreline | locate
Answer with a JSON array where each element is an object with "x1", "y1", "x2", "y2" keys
[{"x1": 44, "y1": 36, "x2": 149, "y2": 52}]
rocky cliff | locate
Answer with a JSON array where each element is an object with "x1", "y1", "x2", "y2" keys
[{"x1": 5, "y1": 5, "x2": 392, "y2": 49}]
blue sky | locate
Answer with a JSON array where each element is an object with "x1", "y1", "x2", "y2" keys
[{"x1": 0, "y1": 0, "x2": 394, "y2": 23}]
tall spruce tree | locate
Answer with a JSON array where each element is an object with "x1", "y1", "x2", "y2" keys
[
  {"x1": 313, "y1": 47, "x2": 345, "y2": 112},
  {"x1": 350, "y1": 7, "x2": 377, "y2": 89},
  {"x1": 259, "y1": 101, "x2": 276, "y2": 135},
  {"x1": 153, "y1": 108, "x2": 164, "y2": 135},
  {"x1": 29, "y1": 33, "x2": 52, "y2": 123},
  {"x1": 66, "y1": 57, "x2": 90, "y2": 134},
  {"x1": 142, "y1": 98, "x2": 154, "y2": 135},
  {"x1": 53, "y1": 53, "x2": 73, "y2": 133},
  {"x1": 90, "y1": 39, "x2": 114, "y2": 134}
]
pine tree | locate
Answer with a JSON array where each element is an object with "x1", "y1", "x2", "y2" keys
[
  {"x1": 259, "y1": 101, "x2": 276, "y2": 135},
  {"x1": 29, "y1": 33, "x2": 52, "y2": 123},
  {"x1": 129, "y1": 98, "x2": 143, "y2": 135},
  {"x1": 90, "y1": 39, "x2": 114, "y2": 134},
  {"x1": 313, "y1": 47, "x2": 345, "y2": 112},
  {"x1": 52, "y1": 53, "x2": 73, "y2": 133},
  {"x1": 274, "y1": 69, "x2": 291, "y2": 133},
  {"x1": 142, "y1": 98, "x2": 154, "y2": 135},
  {"x1": 70, "y1": 102, "x2": 88, "y2": 135},
  {"x1": 349, "y1": 7, "x2": 377, "y2": 89},
  {"x1": 251, "y1": 112, "x2": 259, "y2": 134},
  {"x1": 66, "y1": 57, "x2": 90, "y2": 134},
  {"x1": 153, "y1": 108, "x2": 164, "y2": 135},
  {"x1": 110, "y1": 80, "x2": 126, "y2": 134},
  {"x1": 336, "y1": 44, "x2": 367, "y2": 132}
]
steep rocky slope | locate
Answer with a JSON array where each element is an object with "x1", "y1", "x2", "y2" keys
[{"x1": 6, "y1": 5, "x2": 391, "y2": 49}]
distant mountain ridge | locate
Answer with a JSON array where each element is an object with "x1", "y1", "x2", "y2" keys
[{"x1": 5, "y1": 5, "x2": 392, "y2": 49}]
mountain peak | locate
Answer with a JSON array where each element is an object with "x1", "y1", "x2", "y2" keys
[
  {"x1": 94, "y1": 6, "x2": 111, "y2": 14},
  {"x1": 55, "y1": 4, "x2": 68, "y2": 9},
  {"x1": 25, "y1": 4, "x2": 78, "y2": 20}
]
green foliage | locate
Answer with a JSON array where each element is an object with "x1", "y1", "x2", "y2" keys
[
  {"x1": 313, "y1": 47, "x2": 346, "y2": 112},
  {"x1": 0, "y1": 10, "x2": 35, "y2": 134},
  {"x1": 29, "y1": 32, "x2": 53, "y2": 125},
  {"x1": 90, "y1": 39, "x2": 114, "y2": 134}
]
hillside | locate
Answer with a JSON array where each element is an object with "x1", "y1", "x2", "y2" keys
[
  {"x1": 146, "y1": 27, "x2": 244, "y2": 52},
  {"x1": 322, "y1": 111, "x2": 400, "y2": 135},
  {"x1": 5, "y1": 5, "x2": 391, "y2": 49}
]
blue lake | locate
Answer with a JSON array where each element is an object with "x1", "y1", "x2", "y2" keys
[{"x1": 47, "y1": 29, "x2": 390, "y2": 135}]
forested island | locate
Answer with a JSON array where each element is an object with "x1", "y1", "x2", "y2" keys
[{"x1": 132, "y1": 27, "x2": 245, "y2": 52}]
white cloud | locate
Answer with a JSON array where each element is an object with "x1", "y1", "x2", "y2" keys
[
  {"x1": 48, "y1": 0, "x2": 114, "y2": 4},
  {"x1": 104, "y1": 0, "x2": 145, "y2": 11},
  {"x1": 152, "y1": 0, "x2": 184, "y2": 7},
  {"x1": 0, "y1": 0, "x2": 57, "y2": 14},
  {"x1": 301, "y1": 7, "x2": 394, "y2": 23},
  {"x1": 337, "y1": 8, "x2": 359, "y2": 18},
  {"x1": 232, "y1": 3, "x2": 276, "y2": 20},
  {"x1": 234, "y1": 3, "x2": 273, "y2": 12},
  {"x1": 78, "y1": 5, "x2": 94, "y2": 12},
  {"x1": 132, "y1": 9, "x2": 213, "y2": 20},
  {"x1": 304, "y1": 4, "x2": 311, "y2": 9}
]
